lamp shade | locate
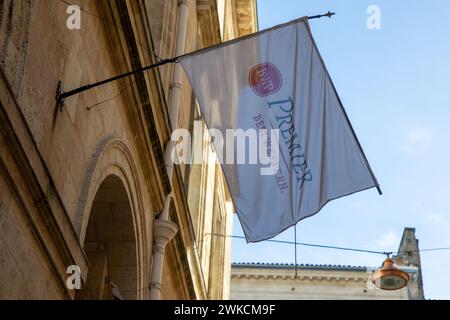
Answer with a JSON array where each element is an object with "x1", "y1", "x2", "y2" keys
[{"x1": 371, "y1": 258, "x2": 410, "y2": 290}]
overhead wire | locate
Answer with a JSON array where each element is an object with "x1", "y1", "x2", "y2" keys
[{"x1": 206, "y1": 233, "x2": 450, "y2": 257}]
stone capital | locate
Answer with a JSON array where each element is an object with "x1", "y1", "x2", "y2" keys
[{"x1": 153, "y1": 219, "x2": 178, "y2": 249}]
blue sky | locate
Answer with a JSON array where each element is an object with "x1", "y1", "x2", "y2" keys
[{"x1": 231, "y1": 0, "x2": 450, "y2": 299}]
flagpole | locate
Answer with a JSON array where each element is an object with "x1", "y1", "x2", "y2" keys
[
  {"x1": 294, "y1": 225, "x2": 298, "y2": 279},
  {"x1": 55, "y1": 57, "x2": 177, "y2": 104},
  {"x1": 55, "y1": 12, "x2": 335, "y2": 107}
]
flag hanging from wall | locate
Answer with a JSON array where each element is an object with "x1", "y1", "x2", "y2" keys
[{"x1": 179, "y1": 17, "x2": 380, "y2": 243}]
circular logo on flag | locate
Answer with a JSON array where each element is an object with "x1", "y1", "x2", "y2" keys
[{"x1": 249, "y1": 63, "x2": 282, "y2": 97}]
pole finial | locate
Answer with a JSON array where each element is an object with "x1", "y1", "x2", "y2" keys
[{"x1": 308, "y1": 11, "x2": 336, "y2": 20}]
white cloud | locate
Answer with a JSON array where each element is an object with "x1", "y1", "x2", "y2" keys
[
  {"x1": 403, "y1": 127, "x2": 433, "y2": 155},
  {"x1": 376, "y1": 229, "x2": 399, "y2": 251}
]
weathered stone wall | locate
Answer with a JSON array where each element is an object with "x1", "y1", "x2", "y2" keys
[
  {"x1": 230, "y1": 266, "x2": 411, "y2": 300},
  {"x1": 0, "y1": 0, "x2": 258, "y2": 300},
  {"x1": 0, "y1": 0, "x2": 157, "y2": 299},
  {"x1": 0, "y1": 167, "x2": 64, "y2": 299}
]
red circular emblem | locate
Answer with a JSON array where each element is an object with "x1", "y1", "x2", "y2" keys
[{"x1": 249, "y1": 63, "x2": 282, "y2": 97}]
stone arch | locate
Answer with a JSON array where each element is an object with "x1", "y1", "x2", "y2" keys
[
  {"x1": 75, "y1": 137, "x2": 151, "y2": 300},
  {"x1": 77, "y1": 175, "x2": 137, "y2": 299}
]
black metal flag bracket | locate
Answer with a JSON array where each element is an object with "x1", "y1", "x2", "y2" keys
[
  {"x1": 55, "y1": 12, "x2": 335, "y2": 108},
  {"x1": 55, "y1": 57, "x2": 178, "y2": 108}
]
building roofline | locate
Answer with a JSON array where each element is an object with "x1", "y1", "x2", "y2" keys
[{"x1": 232, "y1": 262, "x2": 371, "y2": 272}]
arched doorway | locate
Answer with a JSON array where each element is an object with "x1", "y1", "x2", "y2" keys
[{"x1": 77, "y1": 175, "x2": 138, "y2": 300}]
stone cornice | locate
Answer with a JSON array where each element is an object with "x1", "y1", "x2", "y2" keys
[
  {"x1": 233, "y1": 0, "x2": 258, "y2": 36},
  {"x1": 231, "y1": 273, "x2": 368, "y2": 284},
  {"x1": 197, "y1": 0, "x2": 222, "y2": 46},
  {"x1": 233, "y1": 262, "x2": 370, "y2": 272}
]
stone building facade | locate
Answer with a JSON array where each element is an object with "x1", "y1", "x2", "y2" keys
[
  {"x1": 231, "y1": 228, "x2": 425, "y2": 300},
  {"x1": 0, "y1": 0, "x2": 257, "y2": 299}
]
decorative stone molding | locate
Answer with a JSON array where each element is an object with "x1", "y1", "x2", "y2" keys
[
  {"x1": 178, "y1": 0, "x2": 189, "y2": 6},
  {"x1": 149, "y1": 219, "x2": 179, "y2": 299},
  {"x1": 153, "y1": 219, "x2": 179, "y2": 255},
  {"x1": 233, "y1": 0, "x2": 258, "y2": 36},
  {"x1": 231, "y1": 272, "x2": 369, "y2": 284},
  {"x1": 197, "y1": 0, "x2": 222, "y2": 46}
]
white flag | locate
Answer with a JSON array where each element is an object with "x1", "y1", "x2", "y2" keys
[{"x1": 179, "y1": 17, "x2": 379, "y2": 242}]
